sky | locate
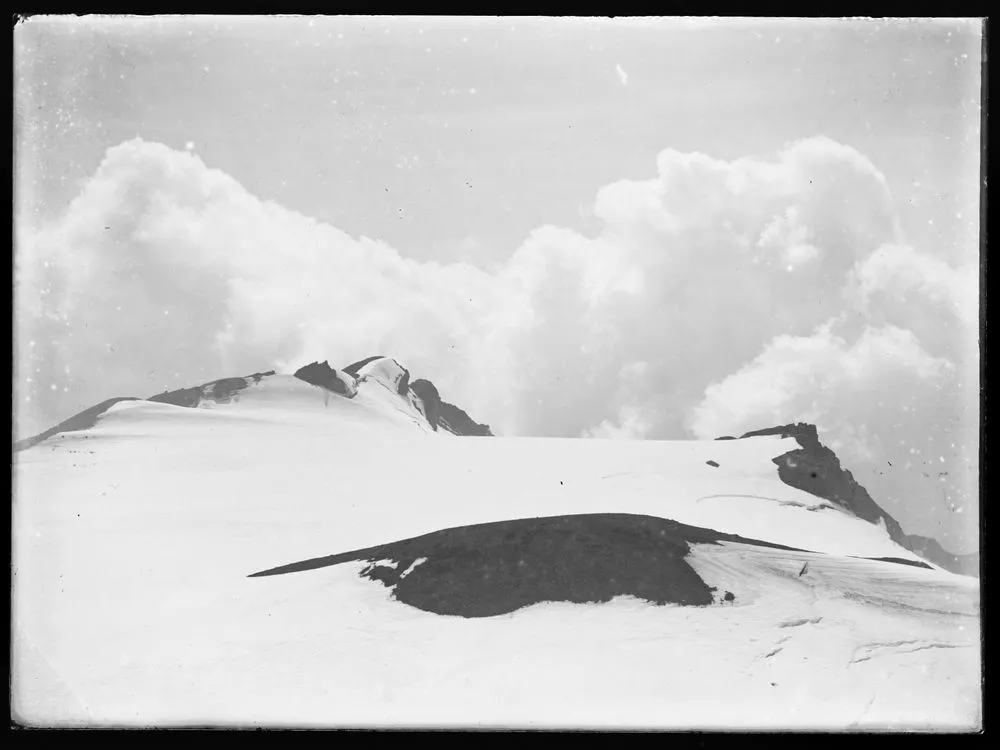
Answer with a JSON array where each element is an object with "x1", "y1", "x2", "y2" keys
[{"x1": 13, "y1": 16, "x2": 982, "y2": 552}]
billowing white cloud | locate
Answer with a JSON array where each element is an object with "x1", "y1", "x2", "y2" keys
[
  {"x1": 14, "y1": 135, "x2": 978, "y2": 547},
  {"x1": 688, "y1": 323, "x2": 955, "y2": 448}
]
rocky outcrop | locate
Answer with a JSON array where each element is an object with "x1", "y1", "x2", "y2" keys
[
  {"x1": 409, "y1": 379, "x2": 442, "y2": 429},
  {"x1": 293, "y1": 361, "x2": 355, "y2": 397},
  {"x1": 342, "y1": 355, "x2": 386, "y2": 377},
  {"x1": 249, "y1": 510, "x2": 940, "y2": 617},
  {"x1": 737, "y1": 423, "x2": 903, "y2": 535},
  {"x1": 438, "y1": 401, "x2": 493, "y2": 437},
  {"x1": 15, "y1": 371, "x2": 278, "y2": 451},
  {"x1": 346, "y1": 356, "x2": 410, "y2": 395},
  {"x1": 722, "y1": 422, "x2": 974, "y2": 576},
  {"x1": 249, "y1": 513, "x2": 808, "y2": 617},
  {"x1": 16, "y1": 353, "x2": 492, "y2": 450},
  {"x1": 149, "y1": 371, "x2": 277, "y2": 407},
  {"x1": 407, "y1": 377, "x2": 492, "y2": 436}
]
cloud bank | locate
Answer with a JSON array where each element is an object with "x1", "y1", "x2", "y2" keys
[{"x1": 15, "y1": 136, "x2": 979, "y2": 547}]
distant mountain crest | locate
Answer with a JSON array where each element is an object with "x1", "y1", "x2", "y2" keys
[
  {"x1": 14, "y1": 356, "x2": 492, "y2": 451},
  {"x1": 11, "y1": 370, "x2": 969, "y2": 575},
  {"x1": 720, "y1": 422, "x2": 976, "y2": 577}
]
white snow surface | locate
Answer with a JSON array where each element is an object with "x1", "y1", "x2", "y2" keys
[
  {"x1": 355, "y1": 356, "x2": 409, "y2": 395},
  {"x1": 12, "y1": 374, "x2": 981, "y2": 729}
]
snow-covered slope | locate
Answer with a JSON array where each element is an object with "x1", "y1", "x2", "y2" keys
[{"x1": 11, "y1": 363, "x2": 981, "y2": 730}]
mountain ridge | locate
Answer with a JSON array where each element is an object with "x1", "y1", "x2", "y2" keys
[
  {"x1": 13, "y1": 358, "x2": 971, "y2": 575},
  {"x1": 719, "y1": 423, "x2": 978, "y2": 576}
]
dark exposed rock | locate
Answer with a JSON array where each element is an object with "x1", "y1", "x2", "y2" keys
[
  {"x1": 706, "y1": 460, "x2": 720, "y2": 468},
  {"x1": 408, "y1": 375, "x2": 491, "y2": 436},
  {"x1": 342, "y1": 355, "x2": 386, "y2": 377},
  {"x1": 732, "y1": 422, "x2": 975, "y2": 576},
  {"x1": 16, "y1": 371, "x2": 278, "y2": 451},
  {"x1": 249, "y1": 513, "x2": 806, "y2": 618},
  {"x1": 857, "y1": 556, "x2": 934, "y2": 570},
  {"x1": 409, "y1": 379, "x2": 442, "y2": 430},
  {"x1": 13, "y1": 397, "x2": 140, "y2": 451},
  {"x1": 148, "y1": 386, "x2": 202, "y2": 408},
  {"x1": 205, "y1": 377, "x2": 256, "y2": 401},
  {"x1": 340, "y1": 356, "x2": 409, "y2": 395},
  {"x1": 739, "y1": 423, "x2": 901, "y2": 534},
  {"x1": 395, "y1": 363, "x2": 411, "y2": 396},
  {"x1": 293, "y1": 361, "x2": 354, "y2": 397},
  {"x1": 149, "y1": 371, "x2": 277, "y2": 407},
  {"x1": 439, "y1": 401, "x2": 493, "y2": 437}
]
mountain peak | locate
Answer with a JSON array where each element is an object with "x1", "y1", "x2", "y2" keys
[
  {"x1": 718, "y1": 421, "x2": 975, "y2": 576},
  {"x1": 14, "y1": 355, "x2": 492, "y2": 448}
]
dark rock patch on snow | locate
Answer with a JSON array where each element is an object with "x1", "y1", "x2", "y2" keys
[
  {"x1": 13, "y1": 397, "x2": 140, "y2": 451},
  {"x1": 408, "y1": 376, "x2": 491, "y2": 436},
  {"x1": 148, "y1": 386, "x2": 202, "y2": 408},
  {"x1": 438, "y1": 401, "x2": 493, "y2": 437},
  {"x1": 16, "y1": 371, "x2": 278, "y2": 450},
  {"x1": 249, "y1": 513, "x2": 806, "y2": 618},
  {"x1": 738, "y1": 423, "x2": 901, "y2": 533},
  {"x1": 395, "y1": 363, "x2": 411, "y2": 395},
  {"x1": 706, "y1": 460, "x2": 720, "y2": 468},
  {"x1": 409, "y1": 379, "x2": 442, "y2": 429},
  {"x1": 857, "y1": 556, "x2": 934, "y2": 570},
  {"x1": 727, "y1": 422, "x2": 974, "y2": 576},
  {"x1": 150, "y1": 371, "x2": 277, "y2": 407},
  {"x1": 294, "y1": 361, "x2": 354, "y2": 397},
  {"x1": 342, "y1": 355, "x2": 386, "y2": 376}
]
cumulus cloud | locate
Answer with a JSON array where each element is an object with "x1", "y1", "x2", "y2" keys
[
  {"x1": 14, "y1": 135, "x2": 978, "y2": 547},
  {"x1": 15, "y1": 139, "x2": 500, "y2": 436},
  {"x1": 688, "y1": 323, "x2": 955, "y2": 450}
]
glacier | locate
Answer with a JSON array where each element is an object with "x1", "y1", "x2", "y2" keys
[{"x1": 11, "y1": 359, "x2": 981, "y2": 730}]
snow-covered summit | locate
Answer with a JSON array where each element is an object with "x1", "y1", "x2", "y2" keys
[{"x1": 13, "y1": 355, "x2": 493, "y2": 448}]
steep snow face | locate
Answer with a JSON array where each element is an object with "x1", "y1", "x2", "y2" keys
[
  {"x1": 11, "y1": 372, "x2": 980, "y2": 729},
  {"x1": 354, "y1": 356, "x2": 411, "y2": 395}
]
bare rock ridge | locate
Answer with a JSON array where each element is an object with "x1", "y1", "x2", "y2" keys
[
  {"x1": 409, "y1": 378, "x2": 493, "y2": 436},
  {"x1": 294, "y1": 356, "x2": 491, "y2": 435},
  {"x1": 149, "y1": 371, "x2": 277, "y2": 407},
  {"x1": 293, "y1": 361, "x2": 355, "y2": 396},
  {"x1": 438, "y1": 401, "x2": 493, "y2": 437},
  {"x1": 719, "y1": 422, "x2": 976, "y2": 576},
  {"x1": 13, "y1": 371, "x2": 277, "y2": 451},
  {"x1": 409, "y1": 379, "x2": 442, "y2": 426}
]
